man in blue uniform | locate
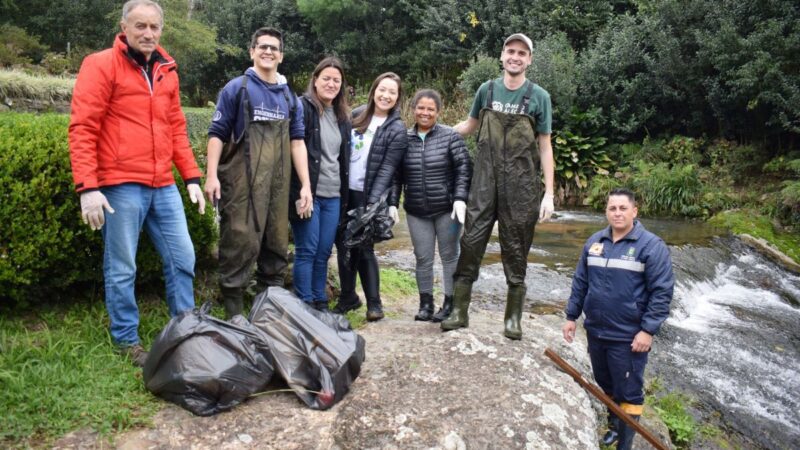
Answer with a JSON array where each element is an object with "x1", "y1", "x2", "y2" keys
[{"x1": 562, "y1": 188, "x2": 674, "y2": 450}]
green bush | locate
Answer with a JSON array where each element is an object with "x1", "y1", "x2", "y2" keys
[
  {"x1": 0, "y1": 112, "x2": 216, "y2": 306},
  {"x1": 458, "y1": 54, "x2": 501, "y2": 97},
  {"x1": 0, "y1": 25, "x2": 47, "y2": 67},
  {"x1": 649, "y1": 392, "x2": 697, "y2": 447}
]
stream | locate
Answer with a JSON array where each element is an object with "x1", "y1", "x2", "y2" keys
[{"x1": 375, "y1": 209, "x2": 800, "y2": 449}]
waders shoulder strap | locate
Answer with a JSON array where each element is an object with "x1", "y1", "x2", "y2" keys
[
  {"x1": 520, "y1": 80, "x2": 534, "y2": 115},
  {"x1": 238, "y1": 74, "x2": 261, "y2": 233}
]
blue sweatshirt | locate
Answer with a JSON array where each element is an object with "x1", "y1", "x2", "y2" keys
[
  {"x1": 565, "y1": 220, "x2": 675, "y2": 342},
  {"x1": 208, "y1": 68, "x2": 304, "y2": 143}
]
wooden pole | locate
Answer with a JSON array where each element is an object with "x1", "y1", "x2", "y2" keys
[{"x1": 544, "y1": 347, "x2": 669, "y2": 450}]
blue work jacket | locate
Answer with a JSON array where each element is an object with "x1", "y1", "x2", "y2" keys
[{"x1": 565, "y1": 220, "x2": 674, "y2": 342}]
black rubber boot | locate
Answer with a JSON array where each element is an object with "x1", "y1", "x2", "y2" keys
[
  {"x1": 414, "y1": 293, "x2": 435, "y2": 321},
  {"x1": 616, "y1": 414, "x2": 640, "y2": 450},
  {"x1": 441, "y1": 280, "x2": 472, "y2": 331},
  {"x1": 503, "y1": 284, "x2": 526, "y2": 340},
  {"x1": 221, "y1": 286, "x2": 244, "y2": 319},
  {"x1": 602, "y1": 412, "x2": 620, "y2": 446},
  {"x1": 431, "y1": 295, "x2": 453, "y2": 322},
  {"x1": 366, "y1": 297, "x2": 384, "y2": 321}
]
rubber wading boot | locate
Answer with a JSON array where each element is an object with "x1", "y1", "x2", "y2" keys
[
  {"x1": 602, "y1": 413, "x2": 620, "y2": 446},
  {"x1": 221, "y1": 286, "x2": 244, "y2": 319},
  {"x1": 414, "y1": 292, "x2": 435, "y2": 321},
  {"x1": 366, "y1": 298, "x2": 384, "y2": 321},
  {"x1": 431, "y1": 295, "x2": 453, "y2": 322},
  {"x1": 503, "y1": 285, "x2": 526, "y2": 340},
  {"x1": 616, "y1": 415, "x2": 640, "y2": 450},
  {"x1": 441, "y1": 280, "x2": 472, "y2": 331}
]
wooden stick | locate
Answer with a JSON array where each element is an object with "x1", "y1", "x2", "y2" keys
[{"x1": 544, "y1": 347, "x2": 669, "y2": 450}]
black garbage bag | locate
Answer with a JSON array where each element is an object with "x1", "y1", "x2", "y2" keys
[
  {"x1": 249, "y1": 287, "x2": 366, "y2": 410},
  {"x1": 143, "y1": 303, "x2": 274, "y2": 416},
  {"x1": 339, "y1": 192, "x2": 394, "y2": 266}
]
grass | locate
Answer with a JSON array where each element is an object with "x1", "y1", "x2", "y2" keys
[
  {"x1": 0, "y1": 296, "x2": 170, "y2": 448},
  {"x1": 329, "y1": 267, "x2": 418, "y2": 329},
  {"x1": 708, "y1": 209, "x2": 800, "y2": 264},
  {"x1": 0, "y1": 69, "x2": 75, "y2": 103}
]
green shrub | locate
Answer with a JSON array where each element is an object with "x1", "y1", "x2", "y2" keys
[
  {"x1": 663, "y1": 136, "x2": 704, "y2": 166},
  {"x1": 0, "y1": 25, "x2": 47, "y2": 67},
  {"x1": 0, "y1": 69, "x2": 75, "y2": 103},
  {"x1": 458, "y1": 54, "x2": 501, "y2": 97},
  {"x1": 0, "y1": 112, "x2": 216, "y2": 306}
]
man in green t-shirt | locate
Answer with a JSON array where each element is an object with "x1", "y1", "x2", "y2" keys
[{"x1": 443, "y1": 33, "x2": 555, "y2": 340}]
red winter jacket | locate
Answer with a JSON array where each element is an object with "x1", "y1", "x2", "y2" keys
[{"x1": 69, "y1": 34, "x2": 201, "y2": 193}]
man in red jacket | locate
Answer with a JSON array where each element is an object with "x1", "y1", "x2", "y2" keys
[{"x1": 69, "y1": 0, "x2": 205, "y2": 367}]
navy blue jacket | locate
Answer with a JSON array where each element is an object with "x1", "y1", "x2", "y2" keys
[
  {"x1": 208, "y1": 68, "x2": 304, "y2": 143},
  {"x1": 565, "y1": 220, "x2": 674, "y2": 342}
]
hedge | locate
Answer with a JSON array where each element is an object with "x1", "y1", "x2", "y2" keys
[{"x1": 0, "y1": 111, "x2": 216, "y2": 306}]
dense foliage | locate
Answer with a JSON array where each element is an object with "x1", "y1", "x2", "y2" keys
[
  {"x1": 1, "y1": 0, "x2": 796, "y2": 150},
  {"x1": 0, "y1": 112, "x2": 217, "y2": 305}
]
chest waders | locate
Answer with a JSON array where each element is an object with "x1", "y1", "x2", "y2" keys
[
  {"x1": 442, "y1": 81, "x2": 542, "y2": 340},
  {"x1": 217, "y1": 76, "x2": 293, "y2": 318}
]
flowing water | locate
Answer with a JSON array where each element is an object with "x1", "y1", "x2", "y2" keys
[{"x1": 376, "y1": 209, "x2": 800, "y2": 449}]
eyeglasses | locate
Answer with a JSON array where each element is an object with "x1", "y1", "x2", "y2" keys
[{"x1": 254, "y1": 43, "x2": 281, "y2": 53}]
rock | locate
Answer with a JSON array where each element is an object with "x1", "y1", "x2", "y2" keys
[
  {"x1": 52, "y1": 294, "x2": 603, "y2": 449},
  {"x1": 738, "y1": 233, "x2": 800, "y2": 274}
]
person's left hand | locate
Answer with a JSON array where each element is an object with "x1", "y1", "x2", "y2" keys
[
  {"x1": 388, "y1": 206, "x2": 399, "y2": 224},
  {"x1": 539, "y1": 193, "x2": 554, "y2": 221},
  {"x1": 297, "y1": 185, "x2": 313, "y2": 218},
  {"x1": 451, "y1": 200, "x2": 466, "y2": 224},
  {"x1": 562, "y1": 320, "x2": 576, "y2": 343},
  {"x1": 186, "y1": 183, "x2": 206, "y2": 214},
  {"x1": 631, "y1": 330, "x2": 652, "y2": 352}
]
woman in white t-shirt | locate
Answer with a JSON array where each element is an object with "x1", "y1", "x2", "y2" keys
[{"x1": 333, "y1": 72, "x2": 408, "y2": 321}]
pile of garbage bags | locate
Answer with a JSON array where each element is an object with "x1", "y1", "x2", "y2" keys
[{"x1": 143, "y1": 287, "x2": 366, "y2": 416}]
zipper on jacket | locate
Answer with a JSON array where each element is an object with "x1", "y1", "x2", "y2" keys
[{"x1": 421, "y1": 136, "x2": 429, "y2": 211}]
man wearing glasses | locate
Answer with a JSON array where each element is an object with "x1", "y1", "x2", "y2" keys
[{"x1": 205, "y1": 27, "x2": 312, "y2": 318}]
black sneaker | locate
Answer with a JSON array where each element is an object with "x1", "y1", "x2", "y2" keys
[
  {"x1": 313, "y1": 300, "x2": 329, "y2": 312},
  {"x1": 118, "y1": 344, "x2": 148, "y2": 368},
  {"x1": 333, "y1": 297, "x2": 363, "y2": 314}
]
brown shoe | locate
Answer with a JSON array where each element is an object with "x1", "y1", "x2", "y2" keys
[{"x1": 118, "y1": 344, "x2": 149, "y2": 367}]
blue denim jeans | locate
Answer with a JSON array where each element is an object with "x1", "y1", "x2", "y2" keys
[
  {"x1": 290, "y1": 196, "x2": 340, "y2": 302},
  {"x1": 101, "y1": 183, "x2": 196, "y2": 346}
]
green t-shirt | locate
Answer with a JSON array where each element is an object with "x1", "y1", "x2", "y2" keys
[{"x1": 469, "y1": 78, "x2": 552, "y2": 134}]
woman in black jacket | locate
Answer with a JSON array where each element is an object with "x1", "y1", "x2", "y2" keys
[
  {"x1": 334, "y1": 72, "x2": 408, "y2": 321},
  {"x1": 290, "y1": 57, "x2": 351, "y2": 312},
  {"x1": 391, "y1": 89, "x2": 472, "y2": 321}
]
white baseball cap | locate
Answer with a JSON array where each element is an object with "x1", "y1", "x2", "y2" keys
[{"x1": 504, "y1": 33, "x2": 533, "y2": 53}]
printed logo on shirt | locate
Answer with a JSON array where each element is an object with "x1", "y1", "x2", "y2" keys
[
  {"x1": 212, "y1": 110, "x2": 222, "y2": 121},
  {"x1": 589, "y1": 243, "x2": 604, "y2": 256},
  {"x1": 491, "y1": 101, "x2": 525, "y2": 114},
  {"x1": 252, "y1": 103, "x2": 287, "y2": 121}
]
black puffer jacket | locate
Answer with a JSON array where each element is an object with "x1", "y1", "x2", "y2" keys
[
  {"x1": 290, "y1": 95, "x2": 352, "y2": 221},
  {"x1": 351, "y1": 105, "x2": 408, "y2": 207},
  {"x1": 390, "y1": 123, "x2": 472, "y2": 218}
]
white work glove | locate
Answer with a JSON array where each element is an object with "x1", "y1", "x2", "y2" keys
[
  {"x1": 539, "y1": 193, "x2": 555, "y2": 221},
  {"x1": 388, "y1": 206, "x2": 399, "y2": 224},
  {"x1": 186, "y1": 183, "x2": 206, "y2": 214},
  {"x1": 451, "y1": 200, "x2": 466, "y2": 224},
  {"x1": 80, "y1": 190, "x2": 114, "y2": 231}
]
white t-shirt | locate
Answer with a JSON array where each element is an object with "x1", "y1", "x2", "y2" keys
[{"x1": 349, "y1": 115, "x2": 387, "y2": 191}]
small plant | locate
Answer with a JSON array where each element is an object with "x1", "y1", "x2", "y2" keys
[{"x1": 648, "y1": 392, "x2": 697, "y2": 447}]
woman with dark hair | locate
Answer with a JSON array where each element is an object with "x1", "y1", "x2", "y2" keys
[
  {"x1": 289, "y1": 57, "x2": 351, "y2": 311},
  {"x1": 334, "y1": 72, "x2": 408, "y2": 321},
  {"x1": 391, "y1": 89, "x2": 472, "y2": 322}
]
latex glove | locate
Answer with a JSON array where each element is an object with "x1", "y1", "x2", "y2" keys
[
  {"x1": 450, "y1": 200, "x2": 466, "y2": 224},
  {"x1": 80, "y1": 190, "x2": 114, "y2": 231},
  {"x1": 186, "y1": 183, "x2": 206, "y2": 214},
  {"x1": 388, "y1": 206, "x2": 399, "y2": 224},
  {"x1": 539, "y1": 193, "x2": 555, "y2": 221}
]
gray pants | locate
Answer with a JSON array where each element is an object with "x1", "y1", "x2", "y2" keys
[{"x1": 406, "y1": 211, "x2": 462, "y2": 296}]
